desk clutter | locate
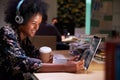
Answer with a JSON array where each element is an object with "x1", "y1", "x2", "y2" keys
[{"x1": 62, "y1": 36, "x2": 79, "y2": 43}]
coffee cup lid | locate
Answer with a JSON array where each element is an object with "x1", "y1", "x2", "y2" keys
[{"x1": 39, "y1": 46, "x2": 52, "y2": 53}]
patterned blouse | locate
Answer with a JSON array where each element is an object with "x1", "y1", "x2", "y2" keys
[{"x1": 0, "y1": 25, "x2": 41, "y2": 80}]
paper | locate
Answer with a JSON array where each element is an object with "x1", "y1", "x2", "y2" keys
[{"x1": 53, "y1": 54, "x2": 68, "y2": 64}]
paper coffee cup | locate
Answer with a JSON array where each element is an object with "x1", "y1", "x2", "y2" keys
[{"x1": 39, "y1": 46, "x2": 52, "y2": 63}]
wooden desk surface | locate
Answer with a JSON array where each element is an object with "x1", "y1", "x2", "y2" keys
[{"x1": 33, "y1": 50, "x2": 105, "y2": 80}]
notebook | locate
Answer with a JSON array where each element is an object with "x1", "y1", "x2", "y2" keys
[{"x1": 78, "y1": 36, "x2": 102, "y2": 70}]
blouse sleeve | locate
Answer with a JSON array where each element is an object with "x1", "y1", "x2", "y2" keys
[
  {"x1": 22, "y1": 37, "x2": 40, "y2": 59},
  {"x1": 0, "y1": 26, "x2": 41, "y2": 73}
]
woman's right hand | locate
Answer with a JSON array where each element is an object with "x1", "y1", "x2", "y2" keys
[
  {"x1": 75, "y1": 59, "x2": 85, "y2": 72},
  {"x1": 67, "y1": 59, "x2": 84, "y2": 73}
]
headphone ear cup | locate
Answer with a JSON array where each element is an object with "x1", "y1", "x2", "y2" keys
[{"x1": 15, "y1": 15, "x2": 24, "y2": 24}]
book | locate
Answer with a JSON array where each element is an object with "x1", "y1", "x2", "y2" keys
[{"x1": 105, "y1": 39, "x2": 120, "y2": 80}]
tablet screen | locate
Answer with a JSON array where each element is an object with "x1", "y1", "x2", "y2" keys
[{"x1": 78, "y1": 36, "x2": 102, "y2": 70}]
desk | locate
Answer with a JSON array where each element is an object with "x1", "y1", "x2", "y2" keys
[{"x1": 33, "y1": 50, "x2": 105, "y2": 80}]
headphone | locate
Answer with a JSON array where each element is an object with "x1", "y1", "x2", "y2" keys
[{"x1": 15, "y1": 0, "x2": 24, "y2": 24}]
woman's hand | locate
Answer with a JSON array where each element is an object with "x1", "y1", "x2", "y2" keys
[
  {"x1": 67, "y1": 59, "x2": 84, "y2": 73},
  {"x1": 48, "y1": 54, "x2": 53, "y2": 63},
  {"x1": 75, "y1": 59, "x2": 85, "y2": 72},
  {"x1": 68, "y1": 55, "x2": 80, "y2": 61}
]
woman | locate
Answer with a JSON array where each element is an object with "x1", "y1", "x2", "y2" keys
[{"x1": 0, "y1": 0, "x2": 84, "y2": 80}]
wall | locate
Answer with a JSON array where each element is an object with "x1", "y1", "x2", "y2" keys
[
  {"x1": 113, "y1": 0, "x2": 120, "y2": 32},
  {"x1": 44, "y1": 0, "x2": 57, "y2": 23},
  {"x1": 91, "y1": 0, "x2": 113, "y2": 34},
  {"x1": 90, "y1": 0, "x2": 120, "y2": 35},
  {"x1": 0, "y1": 0, "x2": 8, "y2": 28},
  {"x1": 74, "y1": 27, "x2": 85, "y2": 37}
]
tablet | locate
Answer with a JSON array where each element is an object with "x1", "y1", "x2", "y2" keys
[{"x1": 78, "y1": 36, "x2": 102, "y2": 70}]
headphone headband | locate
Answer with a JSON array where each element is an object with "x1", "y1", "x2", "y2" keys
[{"x1": 17, "y1": 0, "x2": 24, "y2": 12}]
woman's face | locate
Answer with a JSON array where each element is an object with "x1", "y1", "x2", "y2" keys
[{"x1": 19, "y1": 13, "x2": 42, "y2": 38}]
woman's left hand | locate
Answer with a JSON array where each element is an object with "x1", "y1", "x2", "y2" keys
[
  {"x1": 48, "y1": 54, "x2": 53, "y2": 63},
  {"x1": 68, "y1": 55, "x2": 79, "y2": 61}
]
